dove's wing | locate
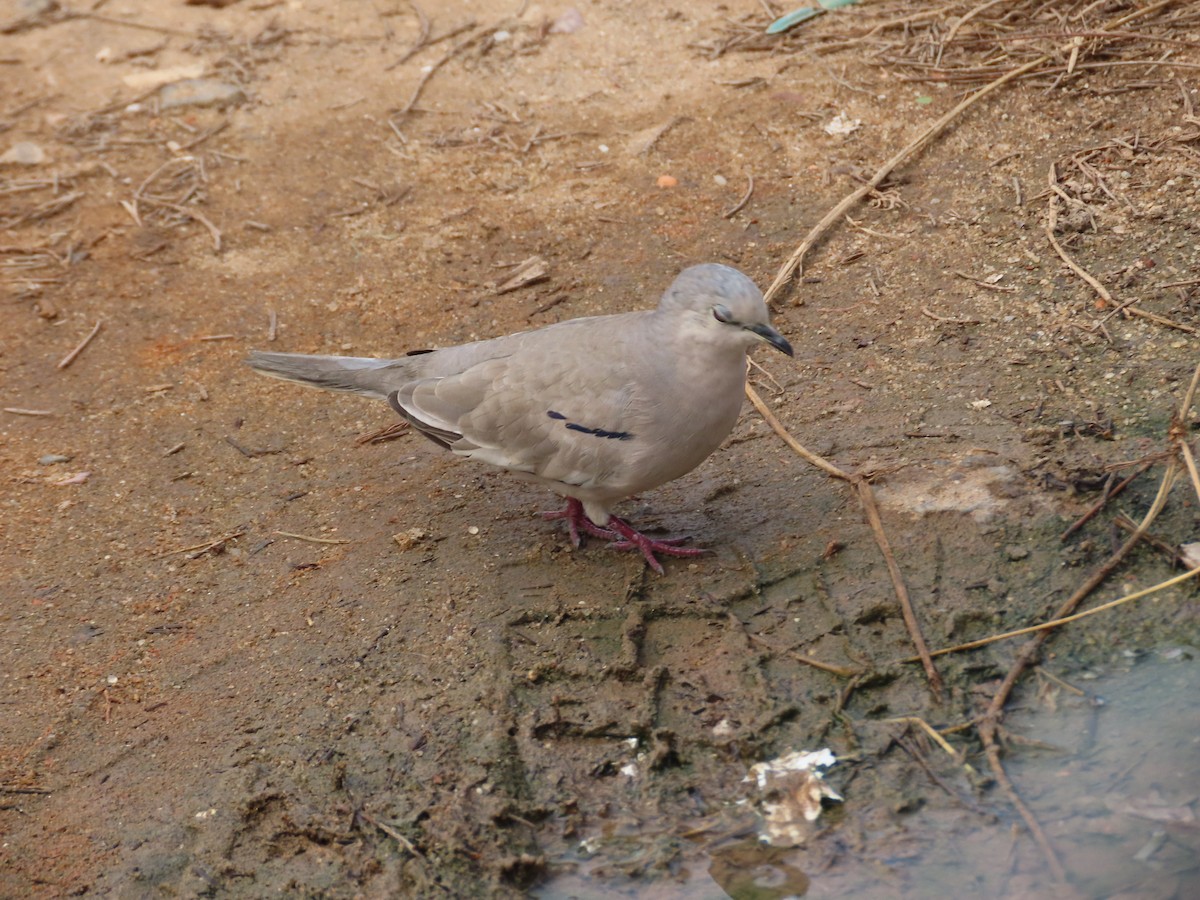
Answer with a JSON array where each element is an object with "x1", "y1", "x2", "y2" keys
[{"x1": 392, "y1": 314, "x2": 656, "y2": 499}]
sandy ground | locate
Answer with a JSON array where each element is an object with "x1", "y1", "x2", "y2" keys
[{"x1": 2, "y1": 1, "x2": 1198, "y2": 896}]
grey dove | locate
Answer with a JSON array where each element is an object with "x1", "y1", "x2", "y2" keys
[{"x1": 246, "y1": 263, "x2": 792, "y2": 572}]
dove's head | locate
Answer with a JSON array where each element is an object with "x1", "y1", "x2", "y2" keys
[{"x1": 659, "y1": 264, "x2": 793, "y2": 357}]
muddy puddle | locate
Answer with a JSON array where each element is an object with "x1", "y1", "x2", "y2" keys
[{"x1": 535, "y1": 649, "x2": 1198, "y2": 899}]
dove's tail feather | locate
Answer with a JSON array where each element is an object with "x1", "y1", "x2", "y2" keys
[{"x1": 246, "y1": 351, "x2": 402, "y2": 401}]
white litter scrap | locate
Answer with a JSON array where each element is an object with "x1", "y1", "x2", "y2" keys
[
  {"x1": 1180, "y1": 541, "x2": 1200, "y2": 570},
  {"x1": 744, "y1": 749, "x2": 842, "y2": 847},
  {"x1": 823, "y1": 113, "x2": 861, "y2": 137}
]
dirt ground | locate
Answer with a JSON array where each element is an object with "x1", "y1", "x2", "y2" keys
[{"x1": 2, "y1": 1, "x2": 1198, "y2": 897}]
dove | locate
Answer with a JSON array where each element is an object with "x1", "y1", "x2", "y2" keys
[{"x1": 246, "y1": 263, "x2": 792, "y2": 572}]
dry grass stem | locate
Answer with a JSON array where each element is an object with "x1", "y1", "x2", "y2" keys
[
  {"x1": 899, "y1": 564, "x2": 1199, "y2": 664},
  {"x1": 1179, "y1": 361, "x2": 1200, "y2": 423},
  {"x1": 1034, "y1": 667, "x2": 1089, "y2": 698},
  {"x1": 922, "y1": 306, "x2": 981, "y2": 324}
]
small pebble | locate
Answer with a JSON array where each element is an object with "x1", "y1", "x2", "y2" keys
[
  {"x1": 713, "y1": 174, "x2": 728, "y2": 186},
  {"x1": 549, "y1": 8, "x2": 584, "y2": 34},
  {"x1": 0, "y1": 141, "x2": 46, "y2": 165},
  {"x1": 52, "y1": 471, "x2": 91, "y2": 486},
  {"x1": 467, "y1": 525, "x2": 480, "y2": 535},
  {"x1": 38, "y1": 453, "x2": 72, "y2": 465},
  {"x1": 392, "y1": 527, "x2": 427, "y2": 551},
  {"x1": 712, "y1": 718, "x2": 735, "y2": 737},
  {"x1": 656, "y1": 174, "x2": 678, "y2": 188},
  {"x1": 159, "y1": 79, "x2": 246, "y2": 111},
  {"x1": 1005, "y1": 545, "x2": 1030, "y2": 561}
]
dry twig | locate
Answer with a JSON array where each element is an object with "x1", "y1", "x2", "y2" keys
[
  {"x1": 723, "y1": 174, "x2": 754, "y2": 219},
  {"x1": 743, "y1": 629, "x2": 861, "y2": 678},
  {"x1": 57, "y1": 320, "x2": 102, "y2": 370},
  {"x1": 396, "y1": 30, "x2": 481, "y2": 116},
  {"x1": 273, "y1": 530, "x2": 352, "y2": 545},
  {"x1": 1059, "y1": 460, "x2": 1153, "y2": 541},
  {"x1": 357, "y1": 809, "x2": 423, "y2": 856},
  {"x1": 144, "y1": 200, "x2": 223, "y2": 253},
  {"x1": 152, "y1": 531, "x2": 246, "y2": 560}
]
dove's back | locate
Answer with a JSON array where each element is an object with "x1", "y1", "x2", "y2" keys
[{"x1": 245, "y1": 310, "x2": 641, "y2": 400}]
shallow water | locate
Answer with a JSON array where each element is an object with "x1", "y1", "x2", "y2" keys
[{"x1": 536, "y1": 648, "x2": 1199, "y2": 899}]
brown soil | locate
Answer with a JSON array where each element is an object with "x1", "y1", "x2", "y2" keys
[{"x1": 2, "y1": 2, "x2": 1197, "y2": 897}]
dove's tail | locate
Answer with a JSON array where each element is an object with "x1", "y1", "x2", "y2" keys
[{"x1": 246, "y1": 351, "x2": 402, "y2": 401}]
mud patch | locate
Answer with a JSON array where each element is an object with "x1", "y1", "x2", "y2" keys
[{"x1": 873, "y1": 454, "x2": 1037, "y2": 523}]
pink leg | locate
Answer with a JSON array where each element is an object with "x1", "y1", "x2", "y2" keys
[{"x1": 542, "y1": 499, "x2": 707, "y2": 573}]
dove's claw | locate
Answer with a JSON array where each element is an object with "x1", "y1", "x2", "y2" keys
[
  {"x1": 604, "y1": 517, "x2": 709, "y2": 574},
  {"x1": 545, "y1": 500, "x2": 706, "y2": 571},
  {"x1": 543, "y1": 498, "x2": 617, "y2": 548}
]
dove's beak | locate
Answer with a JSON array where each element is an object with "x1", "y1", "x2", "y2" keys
[{"x1": 746, "y1": 323, "x2": 794, "y2": 357}]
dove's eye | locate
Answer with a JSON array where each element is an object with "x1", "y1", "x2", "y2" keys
[{"x1": 712, "y1": 304, "x2": 734, "y2": 323}]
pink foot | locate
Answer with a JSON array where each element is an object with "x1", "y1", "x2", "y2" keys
[
  {"x1": 605, "y1": 516, "x2": 709, "y2": 575},
  {"x1": 542, "y1": 499, "x2": 707, "y2": 574},
  {"x1": 541, "y1": 498, "x2": 617, "y2": 548}
]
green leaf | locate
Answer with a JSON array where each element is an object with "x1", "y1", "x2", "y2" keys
[{"x1": 767, "y1": 0, "x2": 859, "y2": 35}]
